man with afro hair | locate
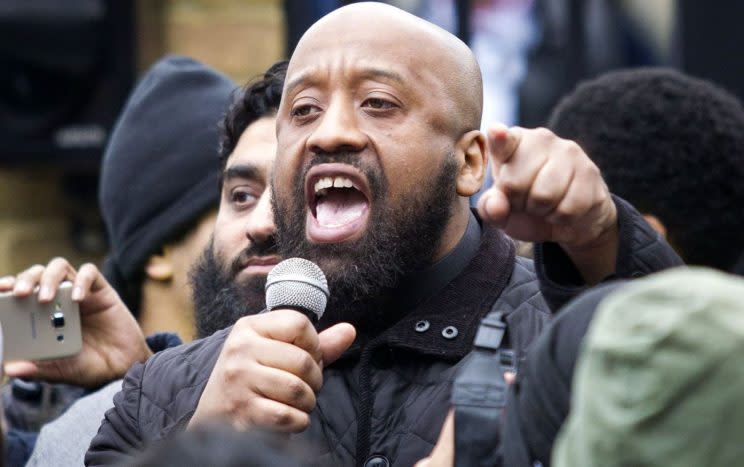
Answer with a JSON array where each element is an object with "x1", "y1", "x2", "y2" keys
[{"x1": 548, "y1": 68, "x2": 744, "y2": 272}]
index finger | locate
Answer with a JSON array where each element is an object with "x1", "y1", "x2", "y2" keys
[
  {"x1": 38, "y1": 258, "x2": 77, "y2": 302},
  {"x1": 487, "y1": 124, "x2": 522, "y2": 167},
  {"x1": 249, "y1": 310, "x2": 321, "y2": 361},
  {"x1": 0, "y1": 276, "x2": 15, "y2": 292}
]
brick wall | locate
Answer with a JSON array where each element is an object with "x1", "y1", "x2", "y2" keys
[{"x1": 0, "y1": 0, "x2": 284, "y2": 275}]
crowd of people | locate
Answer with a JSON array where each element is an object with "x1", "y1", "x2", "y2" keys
[{"x1": 1, "y1": 2, "x2": 743, "y2": 466}]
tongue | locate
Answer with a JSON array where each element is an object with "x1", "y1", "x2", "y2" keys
[{"x1": 315, "y1": 189, "x2": 368, "y2": 227}]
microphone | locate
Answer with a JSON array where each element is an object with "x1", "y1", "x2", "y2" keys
[{"x1": 265, "y1": 258, "x2": 329, "y2": 322}]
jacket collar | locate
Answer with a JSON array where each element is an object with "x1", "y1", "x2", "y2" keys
[
  {"x1": 396, "y1": 211, "x2": 482, "y2": 311},
  {"x1": 342, "y1": 216, "x2": 516, "y2": 361}
]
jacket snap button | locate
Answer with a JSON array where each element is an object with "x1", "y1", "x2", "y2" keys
[
  {"x1": 414, "y1": 320, "x2": 430, "y2": 332},
  {"x1": 442, "y1": 325, "x2": 459, "y2": 339},
  {"x1": 364, "y1": 454, "x2": 390, "y2": 467}
]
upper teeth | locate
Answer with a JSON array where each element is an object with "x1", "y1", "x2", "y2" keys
[{"x1": 314, "y1": 176, "x2": 354, "y2": 193}]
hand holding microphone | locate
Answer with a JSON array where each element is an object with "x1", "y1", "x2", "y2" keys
[{"x1": 190, "y1": 258, "x2": 356, "y2": 432}]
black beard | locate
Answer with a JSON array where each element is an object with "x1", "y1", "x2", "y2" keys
[
  {"x1": 271, "y1": 153, "x2": 459, "y2": 333},
  {"x1": 189, "y1": 236, "x2": 277, "y2": 339}
]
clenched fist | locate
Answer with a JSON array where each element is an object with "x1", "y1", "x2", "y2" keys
[{"x1": 190, "y1": 309, "x2": 356, "y2": 432}]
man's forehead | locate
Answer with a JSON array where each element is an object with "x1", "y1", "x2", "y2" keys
[
  {"x1": 286, "y1": 4, "x2": 459, "y2": 86},
  {"x1": 224, "y1": 118, "x2": 276, "y2": 180},
  {"x1": 284, "y1": 58, "x2": 411, "y2": 95}
]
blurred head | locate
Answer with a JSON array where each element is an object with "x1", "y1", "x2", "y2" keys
[
  {"x1": 190, "y1": 61, "x2": 286, "y2": 338},
  {"x1": 271, "y1": 3, "x2": 487, "y2": 323},
  {"x1": 553, "y1": 268, "x2": 744, "y2": 467},
  {"x1": 98, "y1": 56, "x2": 234, "y2": 335},
  {"x1": 548, "y1": 68, "x2": 744, "y2": 271},
  {"x1": 129, "y1": 424, "x2": 305, "y2": 467}
]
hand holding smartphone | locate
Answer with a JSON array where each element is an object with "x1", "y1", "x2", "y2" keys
[{"x1": 0, "y1": 282, "x2": 82, "y2": 361}]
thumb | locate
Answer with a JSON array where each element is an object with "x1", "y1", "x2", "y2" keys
[
  {"x1": 4, "y1": 360, "x2": 40, "y2": 379},
  {"x1": 477, "y1": 187, "x2": 510, "y2": 227},
  {"x1": 318, "y1": 323, "x2": 356, "y2": 367}
]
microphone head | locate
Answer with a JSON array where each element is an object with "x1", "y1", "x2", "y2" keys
[{"x1": 265, "y1": 258, "x2": 329, "y2": 321}]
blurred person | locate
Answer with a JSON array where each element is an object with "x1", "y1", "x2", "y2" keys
[
  {"x1": 20, "y1": 61, "x2": 287, "y2": 467},
  {"x1": 129, "y1": 424, "x2": 305, "y2": 467},
  {"x1": 86, "y1": 4, "x2": 681, "y2": 465},
  {"x1": 553, "y1": 267, "x2": 744, "y2": 467},
  {"x1": 98, "y1": 56, "x2": 233, "y2": 342},
  {"x1": 1, "y1": 54, "x2": 235, "y2": 374},
  {"x1": 548, "y1": 68, "x2": 744, "y2": 272},
  {"x1": 0, "y1": 55, "x2": 235, "y2": 466}
]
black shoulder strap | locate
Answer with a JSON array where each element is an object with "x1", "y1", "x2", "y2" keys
[{"x1": 451, "y1": 310, "x2": 514, "y2": 467}]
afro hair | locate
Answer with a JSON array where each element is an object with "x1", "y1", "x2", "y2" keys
[{"x1": 548, "y1": 68, "x2": 744, "y2": 271}]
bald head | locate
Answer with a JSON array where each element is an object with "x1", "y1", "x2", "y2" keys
[{"x1": 287, "y1": 2, "x2": 483, "y2": 133}]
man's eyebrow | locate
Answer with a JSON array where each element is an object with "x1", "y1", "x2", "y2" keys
[
  {"x1": 284, "y1": 71, "x2": 315, "y2": 97},
  {"x1": 284, "y1": 67, "x2": 406, "y2": 96},
  {"x1": 356, "y1": 67, "x2": 405, "y2": 85},
  {"x1": 222, "y1": 164, "x2": 262, "y2": 183}
]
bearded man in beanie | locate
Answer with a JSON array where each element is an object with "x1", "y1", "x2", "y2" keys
[
  {"x1": 87, "y1": 4, "x2": 682, "y2": 466},
  {"x1": 98, "y1": 55, "x2": 236, "y2": 341}
]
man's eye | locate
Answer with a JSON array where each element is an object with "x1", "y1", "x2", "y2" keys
[
  {"x1": 291, "y1": 104, "x2": 318, "y2": 117},
  {"x1": 363, "y1": 98, "x2": 396, "y2": 110},
  {"x1": 231, "y1": 190, "x2": 257, "y2": 206}
]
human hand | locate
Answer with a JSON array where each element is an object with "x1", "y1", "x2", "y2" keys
[
  {"x1": 190, "y1": 309, "x2": 356, "y2": 432},
  {"x1": 0, "y1": 258, "x2": 151, "y2": 387},
  {"x1": 477, "y1": 125, "x2": 618, "y2": 283}
]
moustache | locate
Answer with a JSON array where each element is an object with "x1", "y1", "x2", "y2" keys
[{"x1": 229, "y1": 235, "x2": 279, "y2": 278}]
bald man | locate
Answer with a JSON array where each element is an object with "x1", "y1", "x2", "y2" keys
[{"x1": 86, "y1": 4, "x2": 681, "y2": 465}]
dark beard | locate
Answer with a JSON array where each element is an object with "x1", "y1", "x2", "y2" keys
[
  {"x1": 189, "y1": 237, "x2": 277, "y2": 339},
  {"x1": 272, "y1": 153, "x2": 459, "y2": 333}
]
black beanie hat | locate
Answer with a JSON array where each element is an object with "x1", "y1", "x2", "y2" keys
[{"x1": 99, "y1": 55, "x2": 235, "y2": 306}]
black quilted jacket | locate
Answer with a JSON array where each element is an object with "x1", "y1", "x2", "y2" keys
[{"x1": 85, "y1": 197, "x2": 682, "y2": 466}]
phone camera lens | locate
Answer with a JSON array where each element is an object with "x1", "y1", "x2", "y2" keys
[
  {"x1": 51, "y1": 312, "x2": 65, "y2": 328},
  {"x1": 56, "y1": 335, "x2": 64, "y2": 342}
]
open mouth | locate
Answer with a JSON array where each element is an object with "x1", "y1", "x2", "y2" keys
[{"x1": 305, "y1": 163, "x2": 371, "y2": 243}]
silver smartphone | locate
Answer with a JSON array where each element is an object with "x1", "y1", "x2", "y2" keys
[{"x1": 0, "y1": 282, "x2": 83, "y2": 361}]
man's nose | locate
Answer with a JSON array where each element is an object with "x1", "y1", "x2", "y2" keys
[
  {"x1": 307, "y1": 97, "x2": 366, "y2": 154},
  {"x1": 245, "y1": 191, "x2": 275, "y2": 243}
]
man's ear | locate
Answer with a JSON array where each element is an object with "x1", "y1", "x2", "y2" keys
[
  {"x1": 454, "y1": 130, "x2": 487, "y2": 197},
  {"x1": 144, "y1": 249, "x2": 174, "y2": 282},
  {"x1": 642, "y1": 214, "x2": 667, "y2": 238}
]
